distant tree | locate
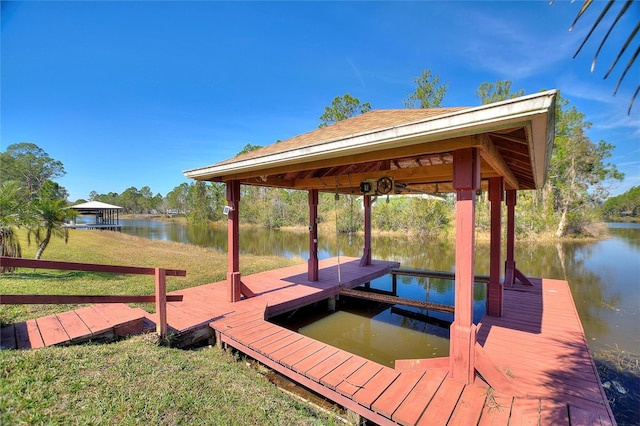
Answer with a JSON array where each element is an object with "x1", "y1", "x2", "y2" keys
[
  {"x1": 476, "y1": 80, "x2": 525, "y2": 105},
  {"x1": 0, "y1": 143, "x2": 66, "y2": 197},
  {"x1": 549, "y1": 94, "x2": 624, "y2": 237},
  {"x1": 27, "y1": 197, "x2": 76, "y2": 260},
  {"x1": 38, "y1": 180, "x2": 68, "y2": 201},
  {"x1": 166, "y1": 183, "x2": 190, "y2": 214},
  {"x1": 0, "y1": 181, "x2": 26, "y2": 268},
  {"x1": 319, "y1": 94, "x2": 371, "y2": 128},
  {"x1": 236, "y1": 144, "x2": 263, "y2": 156},
  {"x1": 602, "y1": 186, "x2": 640, "y2": 218},
  {"x1": 403, "y1": 69, "x2": 447, "y2": 108},
  {"x1": 120, "y1": 187, "x2": 142, "y2": 213}
]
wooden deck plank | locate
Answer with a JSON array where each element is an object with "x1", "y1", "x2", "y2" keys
[
  {"x1": 416, "y1": 377, "x2": 465, "y2": 426},
  {"x1": 74, "y1": 305, "x2": 115, "y2": 334},
  {"x1": 243, "y1": 324, "x2": 286, "y2": 347},
  {"x1": 478, "y1": 392, "x2": 513, "y2": 426},
  {"x1": 249, "y1": 328, "x2": 291, "y2": 353},
  {"x1": 56, "y1": 310, "x2": 92, "y2": 341},
  {"x1": 306, "y1": 350, "x2": 352, "y2": 382},
  {"x1": 255, "y1": 330, "x2": 304, "y2": 356},
  {"x1": 292, "y1": 346, "x2": 339, "y2": 376},
  {"x1": 508, "y1": 398, "x2": 540, "y2": 425},
  {"x1": 447, "y1": 383, "x2": 488, "y2": 426},
  {"x1": 1, "y1": 324, "x2": 16, "y2": 349},
  {"x1": 24, "y1": 319, "x2": 45, "y2": 349},
  {"x1": 539, "y1": 399, "x2": 569, "y2": 425},
  {"x1": 269, "y1": 336, "x2": 316, "y2": 363},
  {"x1": 279, "y1": 340, "x2": 325, "y2": 369},
  {"x1": 352, "y1": 368, "x2": 399, "y2": 409},
  {"x1": 569, "y1": 405, "x2": 610, "y2": 426},
  {"x1": 371, "y1": 370, "x2": 425, "y2": 419},
  {"x1": 320, "y1": 355, "x2": 368, "y2": 390},
  {"x1": 335, "y1": 361, "x2": 384, "y2": 398},
  {"x1": 225, "y1": 320, "x2": 276, "y2": 342},
  {"x1": 36, "y1": 314, "x2": 70, "y2": 346},
  {"x1": 392, "y1": 368, "x2": 448, "y2": 426}
]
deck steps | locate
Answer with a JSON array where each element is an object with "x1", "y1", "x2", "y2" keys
[{"x1": 0, "y1": 303, "x2": 147, "y2": 349}]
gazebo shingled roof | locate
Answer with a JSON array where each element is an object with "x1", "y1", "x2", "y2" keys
[{"x1": 184, "y1": 90, "x2": 556, "y2": 194}]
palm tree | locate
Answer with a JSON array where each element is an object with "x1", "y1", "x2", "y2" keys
[
  {"x1": 560, "y1": 0, "x2": 639, "y2": 114},
  {"x1": 28, "y1": 198, "x2": 76, "y2": 260},
  {"x1": 0, "y1": 181, "x2": 25, "y2": 272}
]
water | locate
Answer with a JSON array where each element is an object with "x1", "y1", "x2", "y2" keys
[{"x1": 116, "y1": 219, "x2": 640, "y2": 362}]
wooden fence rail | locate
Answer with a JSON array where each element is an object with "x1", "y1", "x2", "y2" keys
[{"x1": 0, "y1": 256, "x2": 186, "y2": 339}]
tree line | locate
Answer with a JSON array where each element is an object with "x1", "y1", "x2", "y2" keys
[
  {"x1": 1, "y1": 74, "x2": 625, "y2": 265},
  {"x1": 79, "y1": 76, "x2": 626, "y2": 239}
]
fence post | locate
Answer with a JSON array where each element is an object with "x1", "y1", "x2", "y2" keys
[{"x1": 155, "y1": 268, "x2": 168, "y2": 339}]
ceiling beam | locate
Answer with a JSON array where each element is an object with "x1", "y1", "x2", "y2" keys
[
  {"x1": 200, "y1": 135, "x2": 476, "y2": 183},
  {"x1": 477, "y1": 134, "x2": 520, "y2": 190}
]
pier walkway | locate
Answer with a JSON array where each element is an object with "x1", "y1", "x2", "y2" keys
[{"x1": 1, "y1": 258, "x2": 615, "y2": 425}]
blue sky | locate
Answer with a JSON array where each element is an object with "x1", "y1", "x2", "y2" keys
[{"x1": 2, "y1": 1, "x2": 638, "y2": 201}]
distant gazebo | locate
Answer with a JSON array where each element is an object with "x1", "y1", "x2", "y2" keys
[{"x1": 68, "y1": 201, "x2": 123, "y2": 230}]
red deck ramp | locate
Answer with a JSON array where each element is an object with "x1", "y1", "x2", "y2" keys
[{"x1": 0, "y1": 303, "x2": 147, "y2": 349}]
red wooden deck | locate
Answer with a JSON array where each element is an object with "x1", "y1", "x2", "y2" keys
[
  {"x1": 0, "y1": 258, "x2": 616, "y2": 425},
  {"x1": 0, "y1": 303, "x2": 148, "y2": 349}
]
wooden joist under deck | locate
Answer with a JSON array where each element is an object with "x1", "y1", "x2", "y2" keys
[{"x1": 339, "y1": 288, "x2": 455, "y2": 314}]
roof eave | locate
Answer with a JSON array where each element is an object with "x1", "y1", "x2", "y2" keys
[{"x1": 184, "y1": 90, "x2": 557, "y2": 189}]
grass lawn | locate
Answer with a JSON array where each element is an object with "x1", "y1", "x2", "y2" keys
[{"x1": 0, "y1": 230, "x2": 342, "y2": 424}]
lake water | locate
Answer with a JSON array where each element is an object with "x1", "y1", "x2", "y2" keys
[{"x1": 116, "y1": 219, "x2": 640, "y2": 365}]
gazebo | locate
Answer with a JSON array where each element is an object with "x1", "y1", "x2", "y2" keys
[
  {"x1": 68, "y1": 201, "x2": 123, "y2": 230},
  {"x1": 184, "y1": 90, "x2": 556, "y2": 384}
]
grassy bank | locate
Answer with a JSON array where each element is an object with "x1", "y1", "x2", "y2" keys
[
  {"x1": 0, "y1": 230, "x2": 341, "y2": 424},
  {"x1": 0, "y1": 229, "x2": 302, "y2": 325},
  {"x1": 0, "y1": 334, "x2": 340, "y2": 425}
]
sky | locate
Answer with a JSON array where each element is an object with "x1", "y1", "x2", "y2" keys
[{"x1": 2, "y1": 1, "x2": 639, "y2": 201}]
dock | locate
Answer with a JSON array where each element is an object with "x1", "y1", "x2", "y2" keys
[{"x1": 1, "y1": 257, "x2": 616, "y2": 425}]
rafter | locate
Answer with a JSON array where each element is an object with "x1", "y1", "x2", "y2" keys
[{"x1": 477, "y1": 135, "x2": 519, "y2": 190}]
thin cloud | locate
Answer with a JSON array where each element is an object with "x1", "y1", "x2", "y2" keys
[
  {"x1": 458, "y1": 7, "x2": 577, "y2": 79},
  {"x1": 347, "y1": 57, "x2": 366, "y2": 88}
]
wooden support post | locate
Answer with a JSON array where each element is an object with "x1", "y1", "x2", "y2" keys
[
  {"x1": 504, "y1": 189, "x2": 516, "y2": 287},
  {"x1": 155, "y1": 267, "x2": 168, "y2": 339},
  {"x1": 487, "y1": 177, "x2": 504, "y2": 317},
  {"x1": 227, "y1": 180, "x2": 242, "y2": 302},
  {"x1": 360, "y1": 194, "x2": 372, "y2": 266},
  {"x1": 308, "y1": 189, "x2": 319, "y2": 281},
  {"x1": 450, "y1": 148, "x2": 480, "y2": 384},
  {"x1": 504, "y1": 190, "x2": 534, "y2": 287},
  {"x1": 327, "y1": 296, "x2": 336, "y2": 312}
]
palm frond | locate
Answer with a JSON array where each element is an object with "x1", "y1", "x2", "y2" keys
[
  {"x1": 591, "y1": 0, "x2": 634, "y2": 71},
  {"x1": 572, "y1": 0, "x2": 615, "y2": 58},
  {"x1": 604, "y1": 22, "x2": 640, "y2": 78},
  {"x1": 563, "y1": 0, "x2": 640, "y2": 114}
]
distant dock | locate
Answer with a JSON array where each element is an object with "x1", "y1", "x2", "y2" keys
[{"x1": 63, "y1": 223, "x2": 121, "y2": 231}]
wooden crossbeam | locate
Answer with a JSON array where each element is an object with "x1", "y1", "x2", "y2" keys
[
  {"x1": 339, "y1": 288, "x2": 454, "y2": 314},
  {"x1": 0, "y1": 294, "x2": 184, "y2": 304},
  {"x1": 0, "y1": 257, "x2": 186, "y2": 277}
]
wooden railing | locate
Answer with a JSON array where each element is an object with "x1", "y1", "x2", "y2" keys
[{"x1": 0, "y1": 256, "x2": 185, "y2": 339}]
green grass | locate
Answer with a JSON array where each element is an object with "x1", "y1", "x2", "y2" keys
[
  {"x1": 0, "y1": 230, "x2": 341, "y2": 425},
  {"x1": 0, "y1": 229, "x2": 302, "y2": 325},
  {"x1": 0, "y1": 334, "x2": 340, "y2": 425}
]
